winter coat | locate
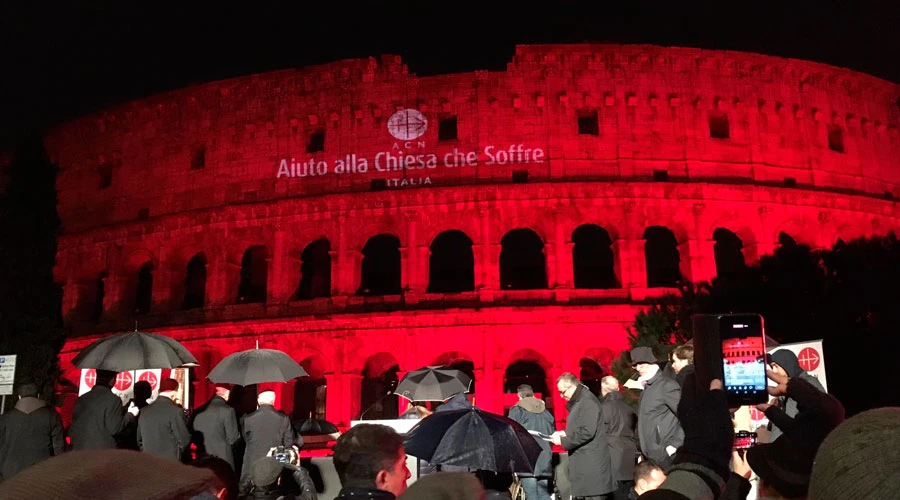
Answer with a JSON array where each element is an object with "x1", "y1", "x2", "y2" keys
[
  {"x1": 433, "y1": 392, "x2": 473, "y2": 473},
  {"x1": 601, "y1": 391, "x2": 638, "y2": 482},
  {"x1": 238, "y1": 466, "x2": 317, "y2": 500},
  {"x1": 559, "y1": 385, "x2": 616, "y2": 497},
  {"x1": 507, "y1": 396, "x2": 555, "y2": 478},
  {"x1": 240, "y1": 405, "x2": 295, "y2": 479},
  {"x1": 192, "y1": 395, "x2": 241, "y2": 469},
  {"x1": 137, "y1": 396, "x2": 192, "y2": 461},
  {"x1": 70, "y1": 385, "x2": 133, "y2": 450},
  {"x1": 637, "y1": 370, "x2": 684, "y2": 467},
  {"x1": 768, "y1": 350, "x2": 826, "y2": 441},
  {"x1": 0, "y1": 397, "x2": 65, "y2": 481}
]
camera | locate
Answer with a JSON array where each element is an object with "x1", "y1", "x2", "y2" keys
[
  {"x1": 266, "y1": 445, "x2": 300, "y2": 469},
  {"x1": 733, "y1": 430, "x2": 758, "y2": 450}
]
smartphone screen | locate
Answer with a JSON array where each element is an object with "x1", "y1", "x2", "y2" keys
[
  {"x1": 719, "y1": 315, "x2": 767, "y2": 405},
  {"x1": 733, "y1": 431, "x2": 758, "y2": 450}
]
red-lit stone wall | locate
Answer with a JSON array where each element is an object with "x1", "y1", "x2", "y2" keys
[{"x1": 46, "y1": 45, "x2": 900, "y2": 426}]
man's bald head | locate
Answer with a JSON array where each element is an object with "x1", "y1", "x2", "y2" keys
[{"x1": 600, "y1": 376, "x2": 620, "y2": 396}]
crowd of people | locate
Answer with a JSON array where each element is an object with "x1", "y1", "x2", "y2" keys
[{"x1": 0, "y1": 344, "x2": 897, "y2": 500}]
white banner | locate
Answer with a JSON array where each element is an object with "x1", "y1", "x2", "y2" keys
[{"x1": 79, "y1": 369, "x2": 162, "y2": 406}]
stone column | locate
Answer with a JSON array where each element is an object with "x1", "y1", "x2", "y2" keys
[
  {"x1": 344, "y1": 374, "x2": 364, "y2": 425},
  {"x1": 324, "y1": 373, "x2": 343, "y2": 426},
  {"x1": 269, "y1": 230, "x2": 290, "y2": 302},
  {"x1": 613, "y1": 239, "x2": 647, "y2": 289},
  {"x1": 679, "y1": 239, "x2": 716, "y2": 284},
  {"x1": 745, "y1": 206, "x2": 775, "y2": 263},
  {"x1": 104, "y1": 274, "x2": 126, "y2": 317}
]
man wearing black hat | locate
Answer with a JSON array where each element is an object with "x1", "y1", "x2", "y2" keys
[
  {"x1": 192, "y1": 383, "x2": 241, "y2": 471},
  {"x1": 631, "y1": 347, "x2": 683, "y2": 470},
  {"x1": 138, "y1": 378, "x2": 192, "y2": 461},
  {"x1": 767, "y1": 349, "x2": 826, "y2": 442},
  {"x1": 747, "y1": 368, "x2": 844, "y2": 499},
  {"x1": 70, "y1": 369, "x2": 137, "y2": 450}
]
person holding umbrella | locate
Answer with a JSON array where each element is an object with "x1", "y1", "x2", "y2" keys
[
  {"x1": 239, "y1": 390, "x2": 296, "y2": 483},
  {"x1": 70, "y1": 369, "x2": 138, "y2": 450},
  {"x1": 137, "y1": 378, "x2": 192, "y2": 461}
]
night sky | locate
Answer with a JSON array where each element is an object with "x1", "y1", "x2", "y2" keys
[{"x1": 1, "y1": 1, "x2": 898, "y2": 146}]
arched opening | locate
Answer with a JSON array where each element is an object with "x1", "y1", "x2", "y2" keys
[
  {"x1": 238, "y1": 245, "x2": 268, "y2": 303},
  {"x1": 428, "y1": 230, "x2": 475, "y2": 293},
  {"x1": 500, "y1": 229, "x2": 547, "y2": 290},
  {"x1": 778, "y1": 232, "x2": 797, "y2": 248},
  {"x1": 504, "y1": 360, "x2": 549, "y2": 405},
  {"x1": 293, "y1": 355, "x2": 328, "y2": 421},
  {"x1": 572, "y1": 224, "x2": 618, "y2": 289},
  {"x1": 295, "y1": 239, "x2": 331, "y2": 300},
  {"x1": 73, "y1": 271, "x2": 106, "y2": 322},
  {"x1": 644, "y1": 226, "x2": 681, "y2": 287},
  {"x1": 579, "y1": 358, "x2": 605, "y2": 397},
  {"x1": 183, "y1": 253, "x2": 207, "y2": 310},
  {"x1": 134, "y1": 262, "x2": 153, "y2": 314},
  {"x1": 713, "y1": 228, "x2": 745, "y2": 280},
  {"x1": 360, "y1": 353, "x2": 400, "y2": 420},
  {"x1": 357, "y1": 234, "x2": 402, "y2": 296}
]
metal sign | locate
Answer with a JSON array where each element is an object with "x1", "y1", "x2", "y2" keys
[{"x1": 0, "y1": 355, "x2": 16, "y2": 396}]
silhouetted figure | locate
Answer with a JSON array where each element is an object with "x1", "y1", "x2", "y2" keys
[
  {"x1": 240, "y1": 391, "x2": 295, "y2": 481},
  {"x1": 193, "y1": 384, "x2": 241, "y2": 471},
  {"x1": 0, "y1": 382, "x2": 65, "y2": 481},
  {"x1": 138, "y1": 378, "x2": 191, "y2": 460},
  {"x1": 70, "y1": 369, "x2": 135, "y2": 450}
]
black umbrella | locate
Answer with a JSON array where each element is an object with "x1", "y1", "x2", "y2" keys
[
  {"x1": 72, "y1": 329, "x2": 198, "y2": 371},
  {"x1": 207, "y1": 348, "x2": 307, "y2": 386},
  {"x1": 395, "y1": 366, "x2": 472, "y2": 402},
  {"x1": 404, "y1": 407, "x2": 543, "y2": 473},
  {"x1": 293, "y1": 417, "x2": 340, "y2": 436}
]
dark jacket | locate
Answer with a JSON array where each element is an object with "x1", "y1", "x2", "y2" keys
[
  {"x1": 0, "y1": 397, "x2": 65, "y2": 481},
  {"x1": 507, "y1": 396, "x2": 555, "y2": 477},
  {"x1": 769, "y1": 350, "x2": 826, "y2": 441},
  {"x1": 70, "y1": 385, "x2": 133, "y2": 450},
  {"x1": 601, "y1": 391, "x2": 638, "y2": 482},
  {"x1": 674, "y1": 364, "x2": 693, "y2": 390},
  {"x1": 241, "y1": 405, "x2": 295, "y2": 479},
  {"x1": 637, "y1": 369, "x2": 684, "y2": 466},
  {"x1": 238, "y1": 467, "x2": 317, "y2": 500},
  {"x1": 560, "y1": 384, "x2": 616, "y2": 497},
  {"x1": 137, "y1": 395, "x2": 191, "y2": 460},
  {"x1": 192, "y1": 395, "x2": 241, "y2": 469}
]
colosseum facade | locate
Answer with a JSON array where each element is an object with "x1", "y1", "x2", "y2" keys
[{"x1": 47, "y1": 44, "x2": 900, "y2": 425}]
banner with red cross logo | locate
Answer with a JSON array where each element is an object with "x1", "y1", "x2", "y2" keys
[{"x1": 79, "y1": 369, "x2": 163, "y2": 405}]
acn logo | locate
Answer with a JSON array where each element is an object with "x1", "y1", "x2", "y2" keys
[{"x1": 387, "y1": 109, "x2": 427, "y2": 141}]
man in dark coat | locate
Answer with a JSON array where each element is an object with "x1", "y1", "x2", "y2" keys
[
  {"x1": 599, "y1": 376, "x2": 638, "y2": 499},
  {"x1": 192, "y1": 383, "x2": 241, "y2": 470},
  {"x1": 631, "y1": 347, "x2": 683, "y2": 470},
  {"x1": 70, "y1": 369, "x2": 136, "y2": 450},
  {"x1": 240, "y1": 390, "x2": 296, "y2": 481},
  {"x1": 767, "y1": 349, "x2": 826, "y2": 441},
  {"x1": 0, "y1": 382, "x2": 65, "y2": 481},
  {"x1": 137, "y1": 378, "x2": 192, "y2": 461},
  {"x1": 551, "y1": 372, "x2": 616, "y2": 499},
  {"x1": 508, "y1": 384, "x2": 555, "y2": 500}
]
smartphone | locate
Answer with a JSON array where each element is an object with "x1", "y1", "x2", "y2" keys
[
  {"x1": 733, "y1": 431, "x2": 758, "y2": 450},
  {"x1": 692, "y1": 313, "x2": 768, "y2": 406}
]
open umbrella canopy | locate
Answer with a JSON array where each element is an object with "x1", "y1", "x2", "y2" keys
[
  {"x1": 72, "y1": 330, "x2": 198, "y2": 372},
  {"x1": 395, "y1": 366, "x2": 472, "y2": 402},
  {"x1": 404, "y1": 407, "x2": 543, "y2": 473},
  {"x1": 207, "y1": 348, "x2": 307, "y2": 386},
  {"x1": 293, "y1": 417, "x2": 340, "y2": 436}
]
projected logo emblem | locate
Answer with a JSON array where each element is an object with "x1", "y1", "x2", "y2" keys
[{"x1": 387, "y1": 109, "x2": 427, "y2": 141}]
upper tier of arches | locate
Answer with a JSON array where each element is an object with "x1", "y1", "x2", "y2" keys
[{"x1": 43, "y1": 44, "x2": 900, "y2": 235}]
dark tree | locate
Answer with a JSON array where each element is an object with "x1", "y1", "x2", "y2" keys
[{"x1": 0, "y1": 136, "x2": 64, "y2": 408}]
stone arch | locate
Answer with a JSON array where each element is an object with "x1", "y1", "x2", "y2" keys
[
  {"x1": 349, "y1": 218, "x2": 406, "y2": 252},
  {"x1": 428, "y1": 230, "x2": 475, "y2": 293},
  {"x1": 360, "y1": 351, "x2": 401, "y2": 420},
  {"x1": 358, "y1": 234, "x2": 402, "y2": 295},
  {"x1": 712, "y1": 228, "x2": 746, "y2": 279},
  {"x1": 183, "y1": 252, "x2": 207, "y2": 310},
  {"x1": 643, "y1": 226, "x2": 681, "y2": 287},
  {"x1": 119, "y1": 250, "x2": 155, "y2": 316},
  {"x1": 72, "y1": 268, "x2": 107, "y2": 322},
  {"x1": 579, "y1": 358, "x2": 606, "y2": 396},
  {"x1": 773, "y1": 217, "x2": 818, "y2": 248},
  {"x1": 833, "y1": 223, "x2": 869, "y2": 246},
  {"x1": 500, "y1": 228, "x2": 547, "y2": 290},
  {"x1": 295, "y1": 238, "x2": 331, "y2": 300},
  {"x1": 572, "y1": 224, "x2": 618, "y2": 289},
  {"x1": 294, "y1": 353, "x2": 329, "y2": 421},
  {"x1": 238, "y1": 245, "x2": 268, "y2": 303},
  {"x1": 503, "y1": 348, "x2": 552, "y2": 401},
  {"x1": 420, "y1": 216, "x2": 481, "y2": 253}
]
